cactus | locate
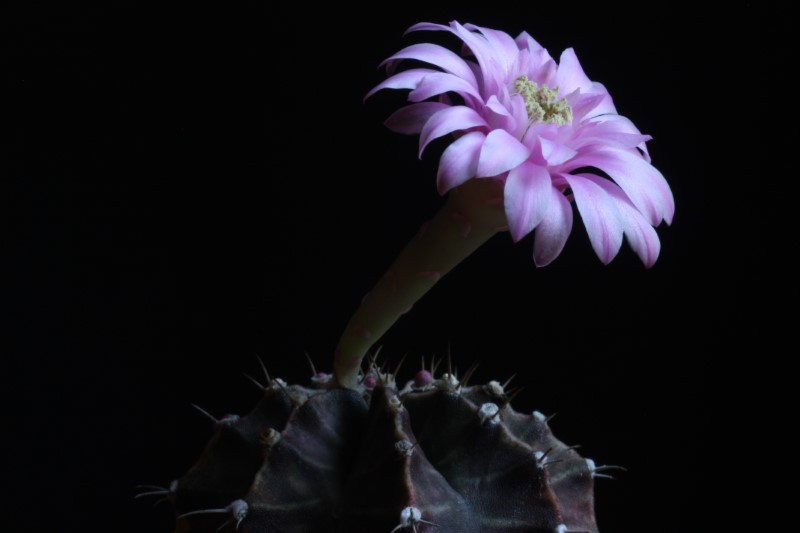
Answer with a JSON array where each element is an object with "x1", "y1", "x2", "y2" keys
[
  {"x1": 154, "y1": 361, "x2": 612, "y2": 533},
  {"x1": 138, "y1": 21, "x2": 672, "y2": 533}
]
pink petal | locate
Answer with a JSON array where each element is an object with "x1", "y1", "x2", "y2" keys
[
  {"x1": 527, "y1": 48, "x2": 558, "y2": 87},
  {"x1": 509, "y1": 93, "x2": 530, "y2": 139},
  {"x1": 510, "y1": 48, "x2": 533, "y2": 81},
  {"x1": 436, "y1": 131, "x2": 486, "y2": 195},
  {"x1": 583, "y1": 175, "x2": 661, "y2": 267},
  {"x1": 380, "y1": 43, "x2": 478, "y2": 89},
  {"x1": 563, "y1": 174, "x2": 624, "y2": 265},
  {"x1": 364, "y1": 68, "x2": 439, "y2": 100},
  {"x1": 521, "y1": 126, "x2": 547, "y2": 166},
  {"x1": 476, "y1": 129, "x2": 531, "y2": 178},
  {"x1": 563, "y1": 148, "x2": 674, "y2": 226},
  {"x1": 533, "y1": 186, "x2": 573, "y2": 267},
  {"x1": 449, "y1": 21, "x2": 503, "y2": 96},
  {"x1": 485, "y1": 94, "x2": 517, "y2": 134},
  {"x1": 407, "y1": 21, "x2": 501, "y2": 96},
  {"x1": 385, "y1": 102, "x2": 451, "y2": 134},
  {"x1": 569, "y1": 86, "x2": 618, "y2": 123},
  {"x1": 585, "y1": 113, "x2": 651, "y2": 161},
  {"x1": 555, "y1": 48, "x2": 593, "y2": 95},
  {"x1": 464, "y1": 23, "x2": 519, "y2": 70},
  {"x1": 409, "y1": 72, "x2": 483, "y2": 102},
  {"x1": 570, "y1": 120, "x2": 652, "y2": 153},
  {"x1": 503, "y1": 161, "x2": 552, "y2": 241},
  {"x1": 569, "y1": 91, "x2": 609, "y2": 123},
  {"x1": 405, "y1": 21, "x2": 449, "y2": 34},
  {"x1": 485, "y1": 94, "x2": 511, "y2": 117},
  {"x1": 540, "y1": 137, "x2": 578, "y2": 166},
  {"x1": 419, "y1": 106, "x2": 488, "y2": 157},
  {"x1": 515, "y1": 31, "x2": 544, "y2": 52},
  {"x1": 587, "y1": 82, "x2": 617, "y2": 116}
]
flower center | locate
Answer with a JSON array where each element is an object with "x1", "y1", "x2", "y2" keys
[{"x1": 513, "y1": 75, "x2": 572, "y2": 126}]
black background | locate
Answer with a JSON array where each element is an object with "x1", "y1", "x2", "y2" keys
[{"x1": 4, "y1": 3, "x2": 759, "y2": 532}]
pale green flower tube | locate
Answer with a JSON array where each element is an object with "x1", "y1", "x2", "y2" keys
[{"x1": 334, "y1": 178, "x2": 507, "y2": 388}]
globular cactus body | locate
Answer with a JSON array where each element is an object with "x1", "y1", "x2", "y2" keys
[{"x1": 167, "y1": 370, "x2": 601, "y2": 533}]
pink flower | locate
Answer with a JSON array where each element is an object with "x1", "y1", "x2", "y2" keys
[{"x1": 367, "y1": 21, "x2": 674, "y2": 267}]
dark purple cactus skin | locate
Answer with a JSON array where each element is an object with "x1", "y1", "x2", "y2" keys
[{"x1": 168, "y1": 371, "x2": 601, "y2": 533}]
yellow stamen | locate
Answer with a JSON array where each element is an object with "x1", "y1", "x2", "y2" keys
[{"x1": 514, "y1": 75, "x2": 572, "y2": 126}]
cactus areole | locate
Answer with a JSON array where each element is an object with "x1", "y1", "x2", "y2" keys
[{"x1": 141, "y1": 21, "x2": 673, "y2": 533}]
